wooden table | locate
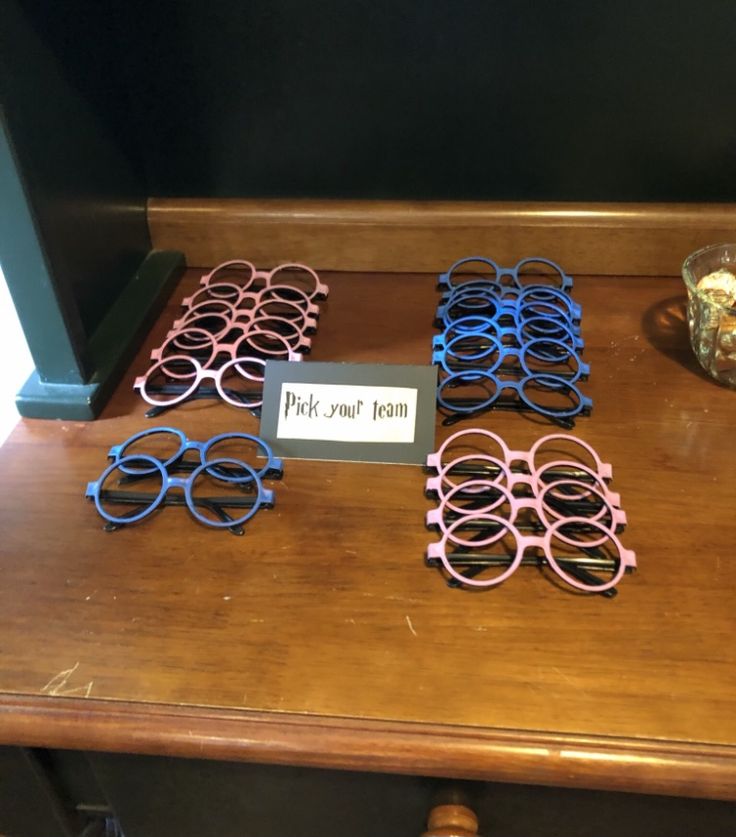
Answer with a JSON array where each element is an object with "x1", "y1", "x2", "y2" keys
[{"x1": 1, "y1": 270, "x2": 735, "y2": 802}]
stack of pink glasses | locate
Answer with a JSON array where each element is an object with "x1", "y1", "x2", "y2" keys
[
  {"x1": 135, "y1": 261, "x2": 329, "y2": 413},
  {"x1": 424, "y1": 429, "x2": 636, "y2": 596}
]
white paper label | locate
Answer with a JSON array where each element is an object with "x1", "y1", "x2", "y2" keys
[{"x1": 276, "y1": 383, "x2": 418, "y2": 443}]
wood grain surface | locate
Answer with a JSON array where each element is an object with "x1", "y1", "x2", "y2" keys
[
  {"x1": 148, "y1": 199, "x2": 736, "y2": 276},
  {"x1": 1, "y1": 269, "x2": 735, "y2": 799}
]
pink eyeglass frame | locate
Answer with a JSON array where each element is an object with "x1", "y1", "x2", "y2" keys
[
  {"x1": 425, "y1": 477, "x2": 627, "y2": 546},
  {"x1": 425, "y1": 452, "x2": 617, "y2": 504},
  {"x1": 182, "y1": 283, "x2": 322, "y2": 319},
  {"x1": 427, "y1": 513, "x2": 637, "y2": 592},
  {"x1": 200, "y1": 260, "x2": 330, "y2": 301},
  {"x1": 163, "y1": 316, "x2": 311, "y2": 358},
  {"x1": 426, "y1": 429, "x2": 613, "y2": 481},
  {"x1": 151, "y1": 327, "x2": 303, "y2": 378},
  {"x1": 135, "y1": 355, "x2": 267, "y2": 409}
]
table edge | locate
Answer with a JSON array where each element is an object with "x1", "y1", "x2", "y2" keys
[{"x1": 1, "y1": 694, "x2": 735, "y2": 801}]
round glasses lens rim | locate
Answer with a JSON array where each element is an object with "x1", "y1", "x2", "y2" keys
[
  {"x1": 238, "y1": 327, "x2": 294, "y2": 359},
  {"x1": 537, "y1": 478, "x2": 615, "y2": 545},
  {"x1": 117, "y1": 427, "x2": 187, "y2": 474},
  {"x1": 443, "y1": 315, "x2": 499, "y2": 338},
  {"x1": 206, "y1": 260, "x2": 256, "y2": 286},
  {"x1": 518, "y1": 284, "x2": 575, "y2": 312},
  {"x1": 252, "y1": 298, "x2": 309, "y2": 330},
  {"x1": 94, "y1": 454, "x2": 167, "y2": 524},
  {"x1": 544, "y1": 517, "x2": 625, "y2": 591},
  {"x1": 141, "y1": 356, "x2": 201, "y2": 405},
  {"x1": 521, "y1": 316, "x2": 577, "y2": 347},
  {"x1": 518, "y1": 374, "x2": 583, "y2": 418},
  {"x1": 529, "y1": 433, "x2": 605, "y2": 477},
  {"x1": 172, "y1": 312, "x2": 232, "y2": 346},
  {"x1": 437, "y1": 370, "x2": 500, "y2": 413},
  {"x1": 440, "y1": 479, "x2": 516, "y2": 534},
  {"x1": 438, "y1": 452, "x2": 511, "y2": 498},
  {"x1": 185, "y1": 457, "x2": 264, "y2": 528},
  {"x1": 442, "y1": 332, "x2": 503, "y2": 374},
  {"x1": 203, "y1": 431, "x2": 276, "y2": 481},
  {"x1": 513, "y1": 258, "x2": 567, "y2": 289},
  {"x1": 434, "y1": 428, "x2": 510, "y2": 471},
  {"x1": 214, "y1": 368, "x2": 264, "y2": 409}
]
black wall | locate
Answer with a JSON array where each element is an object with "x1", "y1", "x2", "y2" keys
[{"x1": 18, "y1": 0, "x2": 736, "y2": 203}]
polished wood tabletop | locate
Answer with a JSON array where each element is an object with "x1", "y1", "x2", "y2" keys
[{"x1": 1, "y1": 270, "x2": 735, "y2": 799}]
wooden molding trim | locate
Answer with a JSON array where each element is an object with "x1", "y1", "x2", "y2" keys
[
  {"x1": 147, "y1": 198, "x2": 736, "y2": 275},
  {"x1": 2, "y1": 695, "x2": 736, "y2": 801}
]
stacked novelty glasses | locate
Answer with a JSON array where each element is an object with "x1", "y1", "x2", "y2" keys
[
  {"x1": 135, "y1": 261, "x2": 329, "y2": 415},
  {"x1": 424, "y1": 429, "x2": 636, "y2": 595},
  {"x1": 432, "y1": 257, "x2": 591, "y2": 427},
  {"x1": 86, "y1": 428, "x2": 282, "y2": 535}
]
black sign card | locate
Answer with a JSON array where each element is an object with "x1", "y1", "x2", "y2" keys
[{"x1": 260, "y1": 361, "x2": 438, "y2": 464}]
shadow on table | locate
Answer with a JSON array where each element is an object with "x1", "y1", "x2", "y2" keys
[{"x1": 641, "y1": 294, "x2": 715, "y2": 384}]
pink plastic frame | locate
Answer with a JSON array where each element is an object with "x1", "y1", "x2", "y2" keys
[
  {"x1": 182, "y1": 283, "x2": 321, "y2": 319},
  {"x1": 161, "y1": 319, "x2": 310, "y2": 360},
  {"x1": 150, "y1": 327, "x2": 301, "y2": 379},
  {"x1": 425, "y1": 452, "x2": 616, "y2": 503},
  {"x1": 199, "y1": 260, "x2": 329, "y2": 301},
  {"x1": 175, "y1": 296, "x2": 319, "y2": 334},
  {"x1": 426, "y1": 514, "x2": 637, "y2": 592},
  {"x1": 134, "y1": 355, "x2": 267, "y2": 409}
]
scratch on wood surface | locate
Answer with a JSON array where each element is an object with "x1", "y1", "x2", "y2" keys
[
  {"x1": 41, "y1": 662, "x2": 93, "y2": 697},
  {"x1": 405, "y1": 615, "x2": 417, "y2": 637}
]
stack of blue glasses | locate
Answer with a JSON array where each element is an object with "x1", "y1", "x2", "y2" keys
[
  {"x1": 85, "y1": 427, "x2": 281, "y2": 535},
  {"x1": 432, "y1": 257, "x2": 591, "y2": 428}
]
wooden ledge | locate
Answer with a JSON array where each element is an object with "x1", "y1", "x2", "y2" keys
[
  {"x1": 148, "y1": 198, "x2": 736, "y2": 275},
  {"x1": 2, "y1": 695, "x2": 736, "y2": 801}
]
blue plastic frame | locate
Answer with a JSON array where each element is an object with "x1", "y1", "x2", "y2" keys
[{"x1": 86, "y1": 454, "x2": 272, "y2": 529}]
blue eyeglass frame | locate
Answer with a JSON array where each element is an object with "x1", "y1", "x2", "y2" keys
[
  {"x1": 432, "y1": 315, "x2": 585, "y2": 356},
  {"x1": 107, "y1": 427, "x2": 282, "y2": 481},
  {"x1": 438, "y1": 283, "x2": 582, "y2": 322},
  {"x1": 436, "y1": 370, "x2": 592, "y2": 420},
  {"x1": 432, "y1": 334, "x2": 589, "y2": 384},
  {"x1": 86, "y1": 454, "x2": 273, "y2": 528},
  {"x1": 436, "y1": 293, "x2": 581, "y2": 334},
  {"x1": 438, "y1": 256, "x2": 574, "y2": 293}
]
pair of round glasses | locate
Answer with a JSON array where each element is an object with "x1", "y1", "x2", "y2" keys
[
  {"x1": 86, "y1": 455, "x2": 273, "y2": 533},
  {"x1": 433, "y1": 315, "x2": 584, "y2": 355},
  {"x1": 426, "y1": 514, "x2": 636, "y2": 593},
  {"x1": 183, "y1": 282, "x2": 321, "y2": 319},
  {"x1": 433, "y1": 334, "x2": 588, "y2": 382},
  {"x1": 438, "y1": 256, "x2": 573, "y2": 293},
  {"x1": 200, "y1": 260, "x2": 329, "y2": 301},
  {"x1": 436, "y1": 370, "x2": 592, "y2": 428},
  {"x1": 107, "y1": 428, "x2": 282, "y2": 482},
  {"x1": 439, "y1": 281, "x2": 581, "y2": 316},
  {"x1": 135, "y1": 355, "x2": 267, "y2": 411},
  {"x1": 437, "y1": 295, "x2": 580, "y2": 334}
]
